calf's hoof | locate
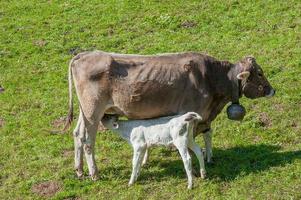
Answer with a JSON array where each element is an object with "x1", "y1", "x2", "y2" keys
[
  {"x1": 142, "y1": 160, "x2": 148, "y2": 166},
  {"x1": 128, "y1": 181, "x2": 134, "y2": 186},
  {"x1": 187, "y1": 184, "x2": 193, "y2": 190},
  {"x1": 200, "y1": 169, "x2": 206, "y2": 179}
]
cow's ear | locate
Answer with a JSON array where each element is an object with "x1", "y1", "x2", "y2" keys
[
  {"x1": 237, "y1": 71, "x2": 250, "y2": 80},
  {"x1": 246, "y1": 56, "x2": 255, "y2": 64}
]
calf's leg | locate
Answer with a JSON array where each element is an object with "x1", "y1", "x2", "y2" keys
[
  {"x1": 136, "y1": 146, "x2": 146, "y2": 179},
  {"x1": 174, "y1": 139, "x2": 193, "y2": 189},
  {"x1": 188, "y1": 141, "x2": 206, "y2": 179},
  {"x1": 129, "y1": 143, "x2": 146, "y2": 186},
  {"x1": 142, "y1": 148, "x2": 149, "y2": 166}
]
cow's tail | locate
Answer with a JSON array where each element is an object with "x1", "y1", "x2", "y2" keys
[{"x1": 63, "y1": 57, "x2": 75, "y2": 131}]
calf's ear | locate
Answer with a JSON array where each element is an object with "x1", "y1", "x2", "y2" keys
[
  {"x1": 113, "y1": 122, "x2": 119, "y2": 129},
  {"x1": 237, "y1": 71, "x2": 250, "y2": 80}
]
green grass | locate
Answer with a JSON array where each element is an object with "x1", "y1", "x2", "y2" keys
[{"x1": 1, "y1": 0, "x2": 301, "y2": 199}]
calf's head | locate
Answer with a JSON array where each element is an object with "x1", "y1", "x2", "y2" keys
[
  {"x1": 236, "y1": 56, "x2": 275, "y2": 99},
  {"x1": 101, "y1": 114, "x2": 119, "y2": 129}
]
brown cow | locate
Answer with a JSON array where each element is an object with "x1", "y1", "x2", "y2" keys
[{"x1": 64, "y1": 51, "x2": 275, "y2": 180}]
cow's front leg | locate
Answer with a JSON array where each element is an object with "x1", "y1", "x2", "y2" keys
[
  {"x1": 203, "y1": 129, "x2": 213, "y2": 163},
  {"x1": 83, "y1": 121, "x2": 99, "y2": 181}
]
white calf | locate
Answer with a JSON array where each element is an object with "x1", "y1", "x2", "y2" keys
[{"x1": 101, "y1": 112, "x2": 206, "y2": 189}]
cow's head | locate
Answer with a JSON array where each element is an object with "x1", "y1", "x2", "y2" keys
[{"x1": 236, "y1": 56, "x2": 275, "y2": 99}]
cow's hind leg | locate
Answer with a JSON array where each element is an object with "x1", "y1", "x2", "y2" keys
[
  {"x1": 79, "y1": 101, "x2": 106, "y2": 181},
  {"x1": 73, "y1": 111, "x2": 84, "y2": 178},
  {"x1": 72, "y1": 57, "x2": 112, "y2": 180},
  {"x1": 82, "y1": 119, "x2": 100, "y2": 180}
]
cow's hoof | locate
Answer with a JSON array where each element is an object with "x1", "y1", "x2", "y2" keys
[
  {"x1": 91, "y1": 174, "x2": 99, "y2": 181},
  {"x1": 75, "y1": 169, "x2": 84, "y2": 179},
  {"x1": 187, "y1": 184, "x2": 193, "y2": 190},
  {"x1": 207, "y1": 158, "x2": 214, "y2": 165}
]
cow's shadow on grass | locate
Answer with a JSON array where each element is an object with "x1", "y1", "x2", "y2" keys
[{"x1": 135, "y1": 144, "x2": 301, "y2": 182}]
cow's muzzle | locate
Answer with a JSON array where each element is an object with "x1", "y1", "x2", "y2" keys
[{"x1": 266, "y1": 88, "x2": 275, "y2": 98}]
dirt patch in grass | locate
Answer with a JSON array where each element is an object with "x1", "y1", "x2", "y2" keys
[
  {"x1": 62, "y1": 149, "x2": 73, "y2": 158},
  {"x1": 253, "y1": 135, "x2": 263, "y2": 143},
  {"x1": 0, "y1": 118, "x2": 4, "y2": 128},
  {"x1": 258, "y1": 112, "x2": 272, "y2": 127},
  {"x1": 274, "y1": 103, "x2": 285, "y2": 112},
  {"x1": 64, "y1": 197, "x2": 82, "y2": 200},
  {"x1": 107, "y1": 27, "x2": 114, "y2": 36},
  {"x1": 100, "y1": 157, "x2": 110, "y2": 164},
  {"x1": 180, "y1": 20, "x2": 197, "y2": 28},
  {"x1": 33, "y1": 39, "x2": 47, "y2": 47},
  {"x1": 291, "y1": 120, "x2": 299, "y2": 129},
  {"x1": 32, "y1": 181, "x2": 61, "y2": 197}
]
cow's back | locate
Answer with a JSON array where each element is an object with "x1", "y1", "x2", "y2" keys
[{"x1": 101, "y1": 52, "x2": 210, "y2": 119}]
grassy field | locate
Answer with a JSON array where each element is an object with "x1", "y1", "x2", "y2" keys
[{"x1": 1, "y1": 0, "x2": 301, "y2": 199}]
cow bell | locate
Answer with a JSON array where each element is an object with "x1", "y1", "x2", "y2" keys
[{"x1": 227, "y1": 103, "x2": 246, "y2": 121}]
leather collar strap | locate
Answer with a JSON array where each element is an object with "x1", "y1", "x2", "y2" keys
[{"x1": 230, "y1": 64, "x2": 242, "y2": 104}]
